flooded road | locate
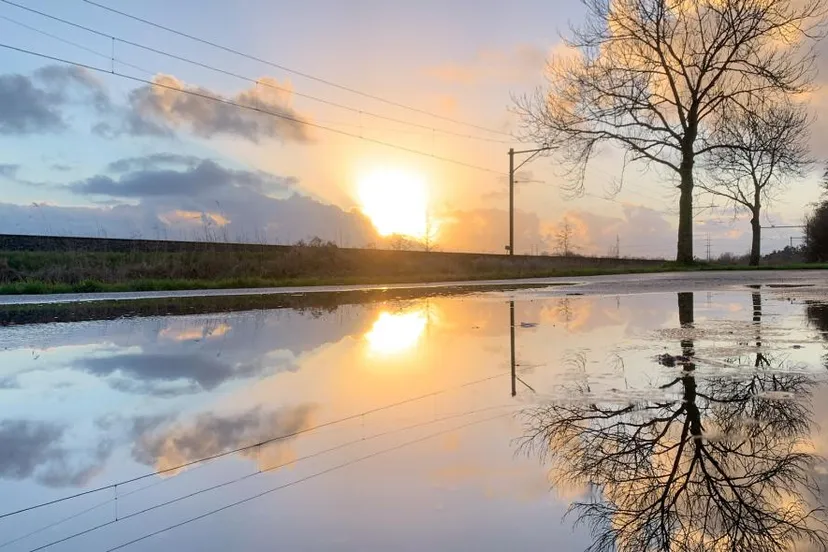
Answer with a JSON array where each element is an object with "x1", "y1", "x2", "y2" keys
[{"x1": 2, "y1": 279, "x2": 828, "y2": 551}]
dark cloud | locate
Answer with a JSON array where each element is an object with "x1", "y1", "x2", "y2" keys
[
  {"x1": 0, "y1": 420, "x2": 64, "y2": 479},
  {"x1": 0, "y1": 164, "x2": 19, "y2": 178},
  {"x1": 106, "y1": 153, "x2": 202, "y2": 173},
  {"x1": 33, "y1": 65, "x2": 111, "y2": 113},
  {"x1": 0, "y1": 74, "x2": 65, "y2": 134},
  {"x1": 77, "y1": 352, "x2": 268, "y2": 396},
  {"x1": 72, "y1": 159, "x2": 291, "y2": 198},
  {"x1": 132, "y1": 405, "x2": 314, "y2": 467},
  {"x1": 124, "y1": 75, "x2": 313, "y2": 143},
  {"x1": 0, "y1": 156, "x2": 378, "y2": 245},
  {"x1": 0, "y1": 65, "x2": 113, "y2": 135}
]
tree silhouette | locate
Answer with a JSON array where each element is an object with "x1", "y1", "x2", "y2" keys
[
  {"x1": 699, "y1": 101, "x2": 811, "y2": 266},
  {"x1": 520, "y1": 292, "x2": 827, "y2": 551},
  {"x1": 516, "y1": 0, "x2": 825, "y2": 264}
]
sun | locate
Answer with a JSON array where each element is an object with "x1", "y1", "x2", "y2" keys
[{"x1": 357, "y1": 168, "x2": 428, "y2": 238}]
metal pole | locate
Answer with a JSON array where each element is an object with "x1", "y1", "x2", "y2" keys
[
  {"x1": 508, "y1": 148, "x2": 515, "y2": 256},
  {"x1": 510, "y1": 300, "x2": 516, "y2": 397}
]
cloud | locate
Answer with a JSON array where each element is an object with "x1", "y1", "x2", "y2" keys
[
  {"x1": 0, "y1": 419, "x2": 111, "y2": 487},
  {"x1": 77, "y1": 352, "x2": 273, "y2": 396},
  {"x1": 437, "y1": 208, "x2": 551, "y2": 253},
  {"x1": 424, "y1": 44, "x2": 547, "y2": 85},
  {"x1": 0, "y1": 164, "x2": 19, "y2": 178},
  {"x1": 33, "y1": 65, "x2": 111, "y2": 112},
  {"x1": 72, "y1": 159, "x2": 290, "y2": 198},
  {"x1": 0, "y1": 65, "x2": 113, "y2": 135},
  {"x1": 0, "y1": 420, "x2": 64, "y2": 479},
  {"x1": 0, "y1": 74, "x2": 65, "y2": 134},
  {"x1": 123, "y1": 75, "x2": 313, "y2": 143},
  {"x1": 132, "y1": 405, "x2": 314, "y2": 472},
  {"x1": 106, "y1": 153, "x2": 202, "y2": 173}
]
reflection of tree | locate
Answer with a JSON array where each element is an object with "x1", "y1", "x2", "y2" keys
[{"x1": 520, "y1": 292, "x2": 827, "y2": 552}]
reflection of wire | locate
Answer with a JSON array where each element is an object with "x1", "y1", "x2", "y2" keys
[
  {"x1": 103, "y1": 413, "x2": 510, "y2": 552},
  {"x1": 0, "y1": 475, "x2": 172, "y2": 549},
  {"x1": 1, "y1": 367, "x2": 524, "y2": 520},
  {"x1": 24, "y1": 405, "x2": 514, "y2": 552}
]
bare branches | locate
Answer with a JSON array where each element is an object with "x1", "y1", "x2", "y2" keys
[
  {"x1": 515, "y1": 0, "x2": 825, "y2": 263},
  {"x1": 518, "y1": 365, "x2": 827, "y2": 552}
]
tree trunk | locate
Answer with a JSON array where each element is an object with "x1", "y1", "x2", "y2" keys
[
  {"x1": 676, "y1": 155, "x2": 694, "y2": 264},
  {"x1": 750, "y1": 211, "x2": 761, "y2": 266}
]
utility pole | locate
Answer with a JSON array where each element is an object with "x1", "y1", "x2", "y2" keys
[
  {"x1": 616, "y1": 234, "x2": 620, "y2": 259},
  {"x1": 510, "y1": 300, "x2": 516, "y2": 397},
  {"x1": 506, "y1": 145, "x2": 553, "y2": 256},
  {"x1": 508, "y1": 148, "x2": 514, "y2": 256},
  {"x1": 706, "y1": 234, "x2": 711, "y2": 262}
]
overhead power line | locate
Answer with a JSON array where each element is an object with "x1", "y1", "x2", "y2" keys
[
  {"x1": 0, "y1": 42, "x2": 505, "y2": 176},
  {"x1": 80, "y1": 0, "x2": 512, "y2": 138},
  {"x1": 22, "y1": 404, "x2": 514, "y2": 552},
  {"x1": 0, "y1": 1, "x2": 511, "y2": 144},
  {"x1": 0, "y1": 365, "x2": 517, "y2": 521},
  {"x1": 102, "y1": 413, "x2": 509, "y2": 552}
]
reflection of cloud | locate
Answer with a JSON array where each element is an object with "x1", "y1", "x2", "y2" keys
[
  {"x1": 76, "y1": 353, "x2": 275, "y2": 396},
  {"x1": 0, "y1": 420, "x2": 113, "y2": 488},
  {"x1": 133, "y1": 405, "x2": 314, "y2": 473},
  {"x1": 365, "y1": 310, "x2": 428, "y2": 356},
  {"x1": 159, "y1": 323, "x2": 231, "y2": 342}
]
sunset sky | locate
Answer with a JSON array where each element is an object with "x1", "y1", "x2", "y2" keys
[{"x1": 0, "y1": 0, "x2": 822, "y2": 258}]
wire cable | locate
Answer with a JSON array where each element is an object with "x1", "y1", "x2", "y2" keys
[
  {"x1": 102, "y1": 412, "x2": 510, "y2": 552},
  {"x1": 79, "y1": 0, "x2": 512, "y2": 137},
  {"x1": 0, "y1": 363, "x2": 520, "y2": 520},
  {"x1": 0, "y1": 1, "x2": 512, "y2": 144},
  {"x1": 0, "y1": 13, "x2": 153, "y2": 76},
  {"x1": 0, "y1": 42, "x2": 505, "y2": 176},
  {"x1": 23, "y1": 404, "x2": 515, "y2": 552}
]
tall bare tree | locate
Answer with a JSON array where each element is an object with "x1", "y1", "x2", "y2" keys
[
  {"x1": 519, "y1": 293, "x2": 828, "y2": 551},
  {"x1": 516, "y1": 0, "x2": 824, "y2": 264},
  {"x1": 556, "y1": 217, "x2": 576, "y2": 256},
  {"x1": 699, "y1": 100, "x2": 811, "y2": 265}
]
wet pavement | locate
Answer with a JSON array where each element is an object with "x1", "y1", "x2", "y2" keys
[
  {"x1": 0, "y1": 268, "x2": 826, "y2": 305},
  {"x1": 1, "y1": 273, "x2": 828, "y2": 551}
]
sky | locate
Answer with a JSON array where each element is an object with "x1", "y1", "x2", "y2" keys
[{"x1": 0, "y1": 0, "x2": 822, "y2": 258}]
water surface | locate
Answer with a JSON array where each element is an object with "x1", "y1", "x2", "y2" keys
[{"x1": 2, "y1": 284, "x2": 828, "y2": 551}]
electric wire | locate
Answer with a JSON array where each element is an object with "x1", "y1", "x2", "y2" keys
[
  {"x1": 0, "y1": 362, "x2": 521, "y2": 521},
  {"x1": 0, "y1": 1, "x2": 512, "y2": 144},
  {"x1": 22, "y1": 404, "x2": 515, "y2": 552},
  {"x1": 0, "y1": 42, "x2": 505, "y2": 176},
  {"x1": 79, "y1": 0, "x2": 512, "y2": 137},
  {"x1": 101, "y1": 412, "x2": 510, "y2": 552}
]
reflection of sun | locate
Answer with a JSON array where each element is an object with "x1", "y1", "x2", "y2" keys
[
  {"x1": 365, "y1": 310, "x2": 428, "y2": 356},
  {"x1": 357, "y1": 168, "x2": 428, "y2": 238}
]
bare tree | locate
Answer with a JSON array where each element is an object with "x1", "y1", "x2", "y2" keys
[
  {"x1": 556, "y1": 217, "x2": 576, "y2": 256},
  {"x1": 422, "y1": 210, "x2": 438, "y2": 252},
  {"x1": 699, "y1": 100, "x2": 811, "y2": 265},
  {"x1": 519, "y1": 293, "x2": 827, "y2": 551},
  {"x1": 516, "y1": 0, "x2": 825, "y2": 264}
]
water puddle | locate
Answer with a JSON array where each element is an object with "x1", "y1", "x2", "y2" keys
[{"x1": 1, "y1": 286, "x2": 828, "y2": 551}]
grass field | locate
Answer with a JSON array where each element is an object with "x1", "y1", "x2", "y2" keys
[
  {"x1": 0, "y1": 246, "x2": 824, "y2": 295},
  {"x1": 0, "y1": 247, "x2": 665, "y2": 294}
]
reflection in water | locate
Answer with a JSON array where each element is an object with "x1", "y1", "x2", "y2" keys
[
  {"x1": 364, "y1": 309, "x2": 428, "y2": 356},
  {"x1": 520, "y1": 292, "x2": 828, "y2": 552}
]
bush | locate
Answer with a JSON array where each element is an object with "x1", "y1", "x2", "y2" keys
[{"x1": 805, "y1": 201, "x2": 828, "y2": 262}]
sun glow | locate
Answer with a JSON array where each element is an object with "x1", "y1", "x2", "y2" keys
[
  {"x1": 365, "y1": 310, "x2": 428, "y2": 356},
  {"x1": 357, "y1": 169, "x2": 428, "y2": 238}
]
